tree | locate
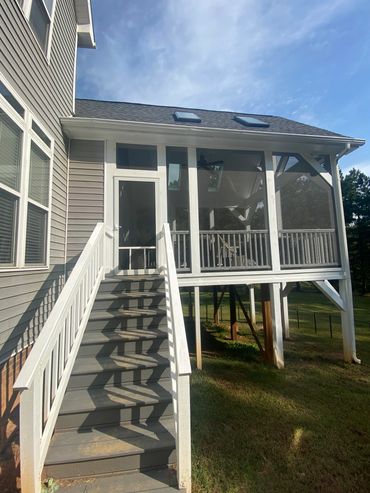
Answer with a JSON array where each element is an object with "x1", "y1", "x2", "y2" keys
[{"x1": 341, "y1": 168, "x2": 370, "y2": 294}]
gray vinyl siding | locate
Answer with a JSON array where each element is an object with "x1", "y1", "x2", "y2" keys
[
  {"x1": 0, "y1": 0, "x2": 77, "y2": 362},
  {"x1": 67, "y1": 140, "x2": 105, "y2": 264}
]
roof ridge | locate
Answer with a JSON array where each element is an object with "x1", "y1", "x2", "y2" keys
[{"x1": 75, "y1": 97, "x2": 277, "y2": 119}]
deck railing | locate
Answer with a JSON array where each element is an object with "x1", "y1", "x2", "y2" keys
[
  {"x1": 171, "y1": 230, "x2": 191, "y2": 271},
  {"x1": 14, "y1": 223, "x2": 106, "y2": 493},
  {"x1": 161, "y1": 223, "x2": 192, "y2": 493},
  {"x1": 279, "y1": 229, "x2": 339, "y2": 268},
  {"x1": 199, "y1": 230, "x2": 270, "y2": 271}
]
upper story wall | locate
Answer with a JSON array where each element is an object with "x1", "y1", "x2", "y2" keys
[
  {"x1": 0, "y1": 0, "x2": 77, "y2": 132},
  {"x1": 0, "y1": 0, "x2": 79, "y2": 362}
]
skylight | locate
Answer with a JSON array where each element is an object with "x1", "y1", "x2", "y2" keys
[
  {"x1": 174, "y1": 111, "x2": 201, "y2": 123},
  {"x1": 234, "y1": 115, "x2": 269, "y2": 128}
]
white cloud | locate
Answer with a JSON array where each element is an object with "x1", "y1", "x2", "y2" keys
[
  {"x1": 77, "y1": 0, "x2": 359, "y2": 113},
  {"x1": 342, "y1": 160, "x2": 370, "y2": 176}
]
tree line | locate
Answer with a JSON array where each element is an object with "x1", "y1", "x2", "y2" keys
[{"x1": 341, "y1": 168, "x2": 370, "y2": 294}]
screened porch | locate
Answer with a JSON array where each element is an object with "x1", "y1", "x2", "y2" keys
[{"x1": 167, "y1": 148, "x2": 340, "y2": 273}]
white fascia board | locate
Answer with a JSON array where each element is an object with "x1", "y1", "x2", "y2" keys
[
  {"x1": 74, "y1": 0, "x2": 95, "y2": 48},
  {"x1": 177, "y1": 268, "x2": 345, "y2": 288},
  {"x1": 61, "y1": 116, "x2": 365, "y2": 153}
]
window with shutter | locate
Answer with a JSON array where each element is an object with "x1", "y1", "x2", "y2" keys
[
  {"x1": 0, "y1": 190, "x2": 18, "y2": 266},
  {"x1": 0, "y1": 110, "x2": 22, "y2": 191},
  {"x1": 25, "y1": 204, "x2": 47, "y2": 264},
  {"x1": 0, "y1": 77, "x2": 53, "y2": 270},
  {"x1": 20, "y1": 0, "x2": 56, "y2": 56}
]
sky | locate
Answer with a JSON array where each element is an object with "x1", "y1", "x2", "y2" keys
[{"x1": 76, "y1": 0, "x2": 370, "y2": 174}]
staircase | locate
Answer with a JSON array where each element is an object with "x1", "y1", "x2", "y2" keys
[{"x1": 44, "y1": 275, "x2": 181, "y2": 492}]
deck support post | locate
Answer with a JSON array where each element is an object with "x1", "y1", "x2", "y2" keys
[
  {"x1": 194, "y1": 286, "x2": 202, "y2": 370},
  {"x1": 249, "y1": 285, "x2": 256, "y2": 324},
  {"x1": 261, "y1": 283, "x2": 284, "y2": 368},
  {"x1": 229, "y1": 285, "x2": 238, "y2": 340},
  {"x1": 281, "y1": 282, "x2": 290, "y2": 340},
  {"x1": 213, "y1": 286, "x2": 219, "y2": 324}
]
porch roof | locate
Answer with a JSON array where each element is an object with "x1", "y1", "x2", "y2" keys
[{"x1": 74, "y1": 99, "x2": 354, "y2": 139}]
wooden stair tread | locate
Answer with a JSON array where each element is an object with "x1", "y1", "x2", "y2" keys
[
  {"x1": 55, "y1": 468, "x2": 178, "y2": 493},
  {"x1": 82, "y1": 328, "x2": 168, "y2": 345},
  {"x1": 59, "y1": 380, "x2": 172, "y2": 415},
  {"x1": 89, "y1": 308, "x2": 166, "y2": 320},
  {"x1": 46, "y1": 418, "x2": 175, "y2": 465}
]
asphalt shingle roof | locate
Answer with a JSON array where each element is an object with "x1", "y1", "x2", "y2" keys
[{"x1": 74, "y1": 99, "x2": 347, "y2": 138}]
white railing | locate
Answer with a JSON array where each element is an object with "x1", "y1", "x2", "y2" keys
[
  {"x1": 118, "y1": 245, "x2": 156, "y2": 270},
  {"x1": 14, "y1": 223, "x2": 106, "y2": 493},
  {"x1": 160, "y1": 223, "x2": 192, "y2": 493},
  {"x1": 170, "y1": 230, "x2": 191, "y2": 272},
  {"x1": 199, "y1": 230, "x2": 270, "y2": 270},
  {"x1": 279, "y1": 229, "x2": 340, "y2": 268}
]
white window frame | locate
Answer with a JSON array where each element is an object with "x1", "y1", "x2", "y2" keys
[
  {"x1": 0, "y1": 75, "x2": 54, "y2": 272},
  {"x1": 19, "y1": 0, "x2": 57, "y2": 62}
]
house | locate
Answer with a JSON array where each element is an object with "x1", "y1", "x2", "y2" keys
[{"x1": 0, "y1": 1, "x2": 365, "y2": 493}]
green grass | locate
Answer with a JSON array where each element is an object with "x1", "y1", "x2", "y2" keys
[{"x1": 188, "y1": 286, "x2": 370, "y2": 493}]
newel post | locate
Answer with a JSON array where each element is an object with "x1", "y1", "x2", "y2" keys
[
  {"x1": 19, "y1": 372, "x2": 43, "y2": 493},
  {"x1": 177, "y1": 374, "x2": 192, "y2": 493}
]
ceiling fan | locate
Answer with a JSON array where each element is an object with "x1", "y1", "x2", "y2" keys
[{"x1": 197, "y1": 154, "x2": 224, "y2": 170}]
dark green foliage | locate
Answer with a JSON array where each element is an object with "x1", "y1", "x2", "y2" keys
[{"x1": 341, "y1": 168, "x2": 370, "y2": 294}]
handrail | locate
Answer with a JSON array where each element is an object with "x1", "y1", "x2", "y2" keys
[
  {"x1": 160, "y1": 223, "x2": 191, "y2": 492},
  {"x1": 14, "y1": 222, "x2": 106, "y2": 493}
]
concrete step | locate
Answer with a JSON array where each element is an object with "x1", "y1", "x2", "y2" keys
[
  {"x1": 56, "y1": 380, "x2": 173, "y2": 430},
  {"x1": 53, "y1": 468, "x2": 179, "y2": 492},
  {"x1": 79, "y1": 328, "x2": 169, "y2": 357},
  {"x1": 68, "y1": 352, "x2": 170, "y2": 388},
  {"x1": 93, "y1": 291, "x2": 166, "y2": 311},
  {"x1": 100, "y1": 276, "x2": 165, "y2": 294},
  {"x1": 86, "y1": 308, "x2": 167, "y2": 331},
  {"x1": 45, "y1": 417, "x2": 176, "y2": 479}
]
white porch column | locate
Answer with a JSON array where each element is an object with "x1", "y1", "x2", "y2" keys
[
  {"x1": 249, "y1": 285, "x2": 256, "y2": 325},
  {"x1": 270, "y1": 283, "x2": 284, "y2": 368},
  {"x1": 339, "y1": 279, "x2": 360, "y2": 363},
  {"x1": 330, "y1": 154, "x2": 360, "y2": 363},
  {"x1": 264, "y1": 151, "x2": 281, "y2": 271},
  {"x1": 157, "y1": 145, "x2": 167, "y2": 269},
  {"x1": 188, "y1": 147, "x2": 201, "y2": 274},
  {"x1": 281, "y1": 282, "x2": 290, "y2": 340},
  {"x1": 194, "y1": 286, "x2": 202, "y2": 370}
]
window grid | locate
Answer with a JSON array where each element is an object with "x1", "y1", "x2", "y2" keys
[
  {"x1": 20, "y1": 0, "x2": 56, "y2": 59},
  {"x1": 0, "y1": 76, "x2": 53, "y2": 270}
]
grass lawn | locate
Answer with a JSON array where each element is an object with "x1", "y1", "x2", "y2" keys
[{"x1": 186, "y1": 285, "x2": 370, "y2": 493}]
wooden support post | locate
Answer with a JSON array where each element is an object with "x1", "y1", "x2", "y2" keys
[
  {"x1": 261, "y1": 283, "x2": 284, "y2": 368},
  {"x1": 261, "y1": 284, "x2": 273, "y2": 364},
  {"x1": 229, "y1": 286, "x2": 238, "y2": 340},
  {"x1": 281, "y1": 282, "x2": 290, "y2": 340},
  {"x1": 213, "y1": 286, "x2": 219, "y2": 324},
  {"x1": 249, "y1": 285, "x2": 256, "y2": 325},
  {"x1": 194, "y1": 287, "x2": 202, "y2": 370},
  {"x1": 188, "y1": 288, "x2": 193, "y2": 320}
]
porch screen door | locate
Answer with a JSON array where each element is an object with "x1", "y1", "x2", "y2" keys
[{"x1": 117, "y1": 180, "x2": 156, "y2": 272}]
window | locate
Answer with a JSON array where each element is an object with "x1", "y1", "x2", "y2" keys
[
  {"x1": 0, "y1": 77, "x2": 53, "y2": 269},
  {"x1": 116, "y1": 143, "x2": 157, "y2": 170},
  {"x1": 21, "y1": 0, "x2": 55, "y2": 55}
]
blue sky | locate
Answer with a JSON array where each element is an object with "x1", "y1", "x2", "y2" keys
[{"x1": 76, "y1": 0, "x2": 370, "y2": 174}]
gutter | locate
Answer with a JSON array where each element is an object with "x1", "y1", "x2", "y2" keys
[{"x1": 61, "y1": 116, "x2": 366, "y2": 148}]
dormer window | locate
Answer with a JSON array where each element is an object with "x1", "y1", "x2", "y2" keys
[{"x1": 20, "y1": 0, "x2": 56, "y2": 56}]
